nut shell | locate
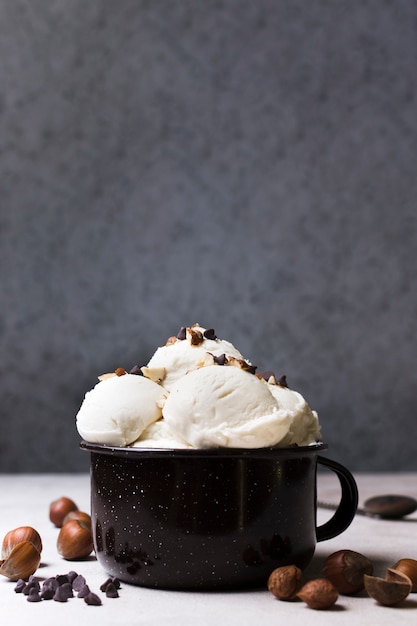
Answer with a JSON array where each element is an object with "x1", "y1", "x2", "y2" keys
[
  {"x1": 0, "y1": 541, "x2": 42, "y2": 581},
  {"x1": 392, "y1": 558, "x2": 417, "y2": 592},
  {"x1": 364, "y1": 569, "x2": 412, "y2": 606},
  {"x1": 1, "y1": 526, "x2": 42, "y2": 559},
  {"x1": 267, "y1": 565, "x2": 303, "y2": 600}
]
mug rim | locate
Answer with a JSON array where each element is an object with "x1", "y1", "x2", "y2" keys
[{"x1": 79, "y1": 439, "x2": 327, "y2": 458}]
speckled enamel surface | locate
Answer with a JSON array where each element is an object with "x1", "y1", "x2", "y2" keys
[{"x1": 82, "y1": 443, "x2": 356, "y2": 589}]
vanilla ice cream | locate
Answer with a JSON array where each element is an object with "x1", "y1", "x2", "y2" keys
[
  {"x1": 144, "y1": 324, "x2": 247, "y2": 391},
  {"x1": 266, "y1": 376, "x2": 321, "y2": 446},
  {"x1": 162, "y1": 364, "x2": 292, "y2": 448},
  {"x1": 76, "y1": 373, "x2": 167, "y2": 446},
  {"x1": 76, "y1": 324, "x2": 321, "y2": 450}
]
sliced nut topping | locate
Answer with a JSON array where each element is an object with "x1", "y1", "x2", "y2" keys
[
  {"x1": 98, "y1": 368, "x2": 126, "y2": 381},
  {"x1": 228, "y1": 356, "x2": 257, "y2": 374},
  {"x1": 187, "y1": 328, "x2": 204, "y2": 346},
  {"x1": 141, "y1": 367, "x2": 166, "y2": 384}
]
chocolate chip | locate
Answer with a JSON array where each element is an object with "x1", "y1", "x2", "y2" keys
[
  {"x1": 42, "y1": 577, "x2": 58, "y2": 592},
  {"x1": 111, "y1": 577, "x2": 121, "y2": 590},
  {"x1": 213, "y1": 353, "x2": 227, "y2": 365},
  {"x1": 56, "y1": 574, "x2": 70, "y2": 586},
  {"x1": 53, "y1": 586, "x2": 69, "y2": 602},
  {"x1": 277, "y1": 375, "x2": 288, "y2": 387},
  {"x1": 72, "y1": 573, "x2": 86, "y2": 592},
  {"x1": 27, "y1": 588, "x2": 42, "y2": 602},
  {"x1": 40, "y1": 587, "x2": 55, "y2": 600},
  {"x1": 176, "y1": 326, "x2": 187, "y2": 340},
  {"x1": 77, "y1": 583, "x2": 91, "y2": 598},
  {"x1": 105, "y1": 582, "x2": 119, "y2": 598},
  {"x1": 84, "y1": 592, "x2": 102, "y2": 606},
  {"x1": 14, "y1": 579, "x2": 26, "y2": 593},
  {"x1": 67, "y1": 570, "x2": 78, "y2": 583},
  {"x1": 203, "y1": 328, "x2": 217, "y2": 340},
  {"x1": 99, "y1": 577, "x2": 113, "y2": 592},
  {"x1": 23, "y1": 580, "x2": 40, "y2": 595},
  {"x1": 61, "y1": 583, "x2": 74, "y2": 599},
  {"x1": 129, "y1": 365, "x2": 144, "y2": 376}
]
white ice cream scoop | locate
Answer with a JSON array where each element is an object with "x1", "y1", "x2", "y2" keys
[
  {"x1": 76, "y1": 373, "x2": 167, "y2": 446},
  {"x1": 162, "y1": 365, "x2": 292, "y2": 448}
]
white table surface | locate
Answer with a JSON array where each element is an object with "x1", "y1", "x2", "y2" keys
[{"x1": 1, "y1": 472, "x2": 417, "y2": 625}]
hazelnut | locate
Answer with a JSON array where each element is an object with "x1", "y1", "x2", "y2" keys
[
  {"x1": 2, "y1": 526, "x2": 42, "y2": 559},
  {"x1": 267, "y1": 565, "x2": 303, "y2": 600},
  {"x1": 57, "y1": 519, "x2": 94, "y2": 560},
  {"x1": 364, "y1": 568, "x2": 412, "y2": 606},
  {"x1": 62, "y1": 510, "x2": 92, "y2": 529},
  {"x1": 49, "y1": 496, "x2": 78, "y2": 528},
  {"x1": 392, "y1": 558, "x2": 417, "y2": 592},
  {"x1": 297, "y1": 578, "x2": 339, "y2": 610},
  {"x1": 0, "y1": 526, "x2": 42, "y2": 581},
  {"x1": 323, "y1": 549, "x2": 373, "y2": 594}
]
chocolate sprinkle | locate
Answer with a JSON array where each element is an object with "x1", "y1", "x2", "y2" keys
[
  {"x1": 176, "y1": 326, "x2": 187, "y2": 340},
  {"x1": 129, "y1": 364, "x2": 144, "y2": 376},
  {"x1": 213, "y1": 353, "x2": 227, "y2": 366}
]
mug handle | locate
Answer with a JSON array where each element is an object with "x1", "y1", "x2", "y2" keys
[{"x1": 316, "y1": 455, "x2": 358, "y2": 542}]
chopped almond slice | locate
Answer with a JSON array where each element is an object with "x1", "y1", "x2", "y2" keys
[
  {"x1": 141, "y1": 366, "x2": 166, "y2": 383},
  {"x1": 187, "y1": 328, "x2": 204, "y2": 346},
  {"x1": 98, "y1": 372, "x2": 118, "y2": 381}
]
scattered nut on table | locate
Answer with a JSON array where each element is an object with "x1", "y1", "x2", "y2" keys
[{"x1": 322, "y1": 549, "x2": 373, "y2": 595}]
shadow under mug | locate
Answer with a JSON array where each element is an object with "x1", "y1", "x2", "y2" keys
[{"x1": 80, "y1": 440, "x2": 358, "y2": 590}]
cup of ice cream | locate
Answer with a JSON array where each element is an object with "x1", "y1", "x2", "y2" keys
[{"x1": 77, "y1": 325, "x2": 358, "y2": 590}]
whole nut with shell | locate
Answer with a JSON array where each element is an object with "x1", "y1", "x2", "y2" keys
[
  {"x1": 49, "y1": 496, "x2": 78, "y2": 528},
  {"x1": 57, "y1": 519, "x2": 94, "y2": 560},
  {"x1": 62, "y1": 510, "x2": 92, "y2": 529},
  {"x1": 0, "y1": 526, "x2": 42, "y2": 581},
  {"x1": 267, "y1": 565, "x2": 303, "y2": 600},
  {"x1": 297, "y1": 578, "x2": 339, "y2": 610},
  {"x1": 323, "y1": 549, "x2": 373, "y2": 594}
]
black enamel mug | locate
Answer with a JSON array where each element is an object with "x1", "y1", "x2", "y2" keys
[{"x1": 80, "y1": 441, "x2": 357, "y2": 590}]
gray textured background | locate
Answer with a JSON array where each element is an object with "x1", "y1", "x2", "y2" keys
[{"x1": 1, "y1": 1, "x2": 416, "y2": 473}]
